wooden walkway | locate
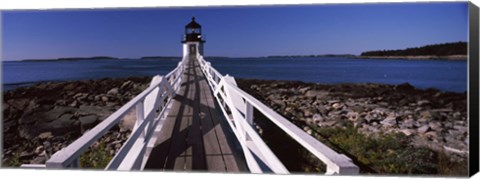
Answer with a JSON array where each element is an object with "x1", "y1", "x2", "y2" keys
[{"x1": 144, "y1": 55, "x2": 246, "y2": 172}]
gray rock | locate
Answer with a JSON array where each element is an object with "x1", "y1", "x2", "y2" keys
[
  {"x1": 76, "y1": 105, "x2": 112, "y2": 119},
  {"x1": 381, "y1": 116, "x2": 397, "y2": 127},
  {"x1": 453, "y1": 125, "x2": 468, "y2": 134},
  {"x1": 10, "y1": 99, "x2": 32, "y2": 111},
  {"x1": 367, "y1": 126, "x2": 380, "y2": 133},
  {"x1": 20, "y1": 106, "x2": 76, "y2": 125},
  {"x1": 38, "y1": 132, "x2": 53, "y2": 139},
  {"x1": 107, "y1": 88, "x2": 120, "y2": 96},
  {"x1": 303, "y1": 108, "x2": 316, "y2": 118},
  {"x1": 3, "y1": 120, "x2": 17, "y2": 132},
  {"x1": 332, "y1": 103, "x2": 343, "y2": 110},
  {"x1": 419, "y1": 111, "x2": 436, "y2": 121},
  {"x1": 364, "y1": 114, "x2": 378, "y2": 123},
  {"x1": 447, "y1": 130, "x2": 464, "y2": 140},
  {"x1": 417, "y1": 100, "x2": 430, "y2": 106},
  {"x1": 424, "y1": 131, "x2": 438, "y2": 140},
  {"x1": 432, "y1": 108, "x2": 453, "y2": 113},
  {"x1": 30, "y1": 156, "x2": 47, "y2": 164},
  {"x1": 401, "y1": 118, "x2": 414, "y2": 129},
  {"x1": 58, "y1": 113, "x2": 74, "y2": 122},
  {"x1": 102, "y1": 96, "x2": 109, "y2": 102},
  {"x1": 79, "y1": 115, "x2": 99, "y2": 131},
  {"x1": 428, "y1": 121, "x2": 442, "y2": 131},
  {"x1": 377, "y1": 102, "x2": 389, "y2": 107},
  {"x1": 400, "y1": 129, "x2": 416, "y2": 136},
  {"x1": 305, "y1": 90, "x2": 328, "y2": 98},
  {"x1": 35, "y1": 146, "x2": 45, "y2": 154},
  {"x1": 20, "y1": 151, "x2": 35, "y2": 160},
  {"x1": 346, "y1": 111, "x2": 359, "y2": 121},
  {"x1": 316, "y1": 105, "x2": 329, "y2": 115},
  {"x1": 106, "y1": 102, "x2": 117, "y2": 107},
  {"x1": 418, "y1": 117, "x2": 431, "y2": 123},
  {"x1": 318, "y1": 120, "x2": 336, "y2": 127},
  {"x1": 32, "y1": 114, "x2": 77, "y2": 139},
  {"x1": 372, "y1": 107, "x2": 389, "y2": 115},
  {"x1": 303, "y1": 126, "x2": 310, "y2": 132},
  {"x1": 69, "y1": 100, "x2": 78, "y2": 107},
  {"x1": 417, "y1": 125, "x2": 430, "y2": 134},
  {"x1": 115, "y1": 143, "x2": 122, "y2": 149},
  {"x1": 54, "y1": 99, "x2": 67, "y2": 106},
  {"x1": 73, "y1": 93, "x2": 88, "y2": 101},
  {"x1": 298, "y1": 87, "x2": 311, "y2": 94},
  {"x1": 312, "y1": 113, "x2": 324, "y2": 123},
  {"x1": 271, "y1": 99, "x2": 285, "y2": 108},
  {"x1": 121, "y1": 80, "x2": 133, "y2": 90}
]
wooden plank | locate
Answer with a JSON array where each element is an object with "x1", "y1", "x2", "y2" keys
[
  {"x1": 206, "y1": 156, "x2": 226, "y2": 172},
  {"x1": 185, "y1": 58, "x2": 206, "y2": 170},
  {"x1": 201, "y1": 78, "x2": 234, "y2": 155},
  {"x1": 223, "y1": 155, "x2": 240, "y2": 172},
  {"x1": 143, "y1": 65, "x2": 189, "y2": 170},
  {"x1": 195, "y1": 59, "x2": 245, "y2": 172},
  {"x1": 175, "y1": 157, "x2": 185, "y2": 170},
  {"x1": 143, "y1": 106, "x2": 181, "y2": 169},
  {"x1": 195, "y1": 61, "x2": 226, "y2": 172},
  {"x1": 198, "y1": 70, "x2": 223, "y2": 156},
  {"x1": 169, "y1": 58, "x2": 194, "y2": 170}
]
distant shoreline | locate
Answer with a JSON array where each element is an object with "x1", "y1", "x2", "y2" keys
[
  {"x1": 21, "y1": 56, "x2": 119, "y2": 62},
  {"x1": 12, "y1": 54, "x2": 468, "y2": 62},
  {"x1": 357, "y1": 55, "x2": 467, "y2": 60}
]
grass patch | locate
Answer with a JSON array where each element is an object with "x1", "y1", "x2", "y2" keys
[
  {"x1": 3, "y1": 151, "x2": 22, "y2": 167},
  {"x1": 80, "y1": 142, "x2": 112, "y2": 169}
]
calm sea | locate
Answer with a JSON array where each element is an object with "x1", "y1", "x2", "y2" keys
[{"x1": 2, "y1": 57, "x2": 467, "y2": 93}]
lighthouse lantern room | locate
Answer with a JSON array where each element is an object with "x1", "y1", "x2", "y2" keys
[{"x1": 182, "y1": 17, "x2": 206, "y2": 57}]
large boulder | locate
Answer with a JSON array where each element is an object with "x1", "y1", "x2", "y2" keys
[
  {"x1": 76, "y1": 105, "x2": 114, "y2": 120},
  {"x1": 79, "y1": 115, "x2": 99, "y2": 132},
  {"x1": 19, "y1": 106, "x2": 76, "y2": 125},
  {"x1": 19, "y1": 113, "x2": 79, "y2": 139}
]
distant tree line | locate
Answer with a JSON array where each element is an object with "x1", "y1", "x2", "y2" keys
[
  {"x1": 360, "y1": 42, "x2": 467, "y2": 56},
  {"x1": 266, "y1": 54, "x2": 356, "y2": 58}
]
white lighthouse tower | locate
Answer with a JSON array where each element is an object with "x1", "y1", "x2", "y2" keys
[{"x1": 182, "y1": 17, "x2": 206, "y2": 58}]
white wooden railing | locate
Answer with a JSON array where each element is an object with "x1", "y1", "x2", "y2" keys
[
  {"x1": 196, "y1": 54, "x2": 359, "y2": 175},
  {"x1": 22, "y1": 56, "x2": 187, "y2": 170}
]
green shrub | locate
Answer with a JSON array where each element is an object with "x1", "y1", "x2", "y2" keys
[
  {"x1": 80, "y1": 142, "x2": 112, "y2": 169},
  {"x1": 309, "y1": 124, "x2": 465, "y2": 175}
]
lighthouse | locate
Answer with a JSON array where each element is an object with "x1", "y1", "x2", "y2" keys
[{"x1": 182, "y1": 17, "x2": 206, "y2": 57}]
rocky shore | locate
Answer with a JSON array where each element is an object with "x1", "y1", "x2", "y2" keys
[
  {"x1": 2, "y1": 77, "x2": 151, "y2": 167},
  {"x1": 235, "y1": 78, "x2": 468, "y2": 175},
  {"x1": 2, "y1": 76, "x2": 469, "y2": 175}
]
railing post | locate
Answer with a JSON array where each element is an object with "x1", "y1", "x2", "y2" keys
[
  {"x1": 135, "y1": 101, "x2": 145, "y2": 139},
  {"x1": 70, "y1": 158, "x2": 80, "y2": 168},
  {"x1": 245, "y1": 101, "x2": 254, "y2": 140}
]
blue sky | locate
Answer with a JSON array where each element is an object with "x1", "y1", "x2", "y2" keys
[{"x1": 1, "y1": 2, "x2": 468, "y2": 61}]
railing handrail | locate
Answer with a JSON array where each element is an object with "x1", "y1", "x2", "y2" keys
[
  {"x1": 41, "y1": 57, "x2": 187, "y2": 169},
  {"x1": 196, "y1": 55, "x2": 359, "y2": 175}
]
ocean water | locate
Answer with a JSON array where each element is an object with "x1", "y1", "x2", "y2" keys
[{"x1": 2, "y1": 57, "x2": 467, "y2": 93}]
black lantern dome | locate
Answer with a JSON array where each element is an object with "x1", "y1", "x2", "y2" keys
[{"x1": 182, "y1": 17, "x2": 205, "y2": 43}]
